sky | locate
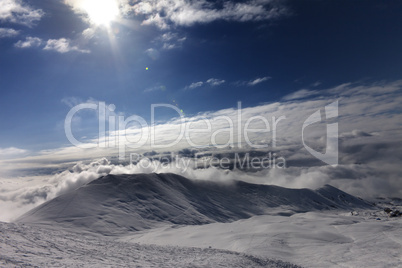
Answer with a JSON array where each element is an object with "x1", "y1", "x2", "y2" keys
[{"x1": 0, "y1": 0, "x2": 402, "y2": 221}]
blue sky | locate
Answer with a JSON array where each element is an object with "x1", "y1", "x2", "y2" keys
[{"x1": 1, "y1": 0, "x2": 401, "y2": 152}]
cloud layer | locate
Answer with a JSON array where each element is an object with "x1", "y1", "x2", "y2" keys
[
  {"x1": 128, "y1": 0, "x2": 288, "y2": 29},
  {"x1": 1, "y1": 80, "x2": 402, "y2": 222}
]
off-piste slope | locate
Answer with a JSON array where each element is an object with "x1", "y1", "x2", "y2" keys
[{"x1": 17, "y1": 173, "x2": 372, "y2": 235}]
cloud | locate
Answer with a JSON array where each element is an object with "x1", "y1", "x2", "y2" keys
[
  {"x1": 207, "y1": 78, "x2": 225, "y2": 86},
  {"x1": 0, "y1": 0, "x2": 44, "y2": 26},
  {"x1": 14, "y1": 36, "x2": 42, "y2": 48},
  {"x1": 14, "y1": 37, "x2": 89, "y2": 53},
  {"x1": 43, "y1": 38, "x2": 90, "y2": 54},
  {"x1": 234, "y1": 76, "x2": 271, "y2": 87},
  {"x1": 145, "y1": 48, "x2": 160, "y2": 60},
  {"x1": 247, "y1": 76, "x2": 271, "y2": 86},
  {"x1": 185, "y1": 81, "x2": 204, "y2": 90},
  {"x1": 0, "y1": 147, "x2": 28, "y2": 159},
  {"x1": 82, "y1": 27, "x2": 96, "y2": 39},
  {"x1": 129, "y1": 0, "x2": 288, "y2": 29},
  {"x1": 282, "y1": 89, "x2": 319, "y2": 101},
  {"x1": 1, "y1": 79, "x2": 402, "y2": 218},
  {"x1": 185, "y1": 78, "x2": 225, "y2": 90},
  {"x1": 158, "y1": 32, "x2": 187, "y2": 50},
  {"x1": 311, "y1": 81, "x2": 322, "y2": 87},
  {"x1": 0, "y1": 28, "x2": 19, "y2": 38},
  {"x1": 144, "y1": 84, "x2": 167, "y2": 93},
  {"x1": 340, "y1": 130, "x2": 373, "y2": 139}
]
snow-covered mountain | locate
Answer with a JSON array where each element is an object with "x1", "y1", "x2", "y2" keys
[{"x1": 16, "y1": 173, "x2": 372, "y2": 235}]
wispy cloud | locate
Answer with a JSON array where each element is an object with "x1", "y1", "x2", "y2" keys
[
  {"x1": 282, "y1": 89, "x2": 319, "y2": 101},
  {"x1": 207, "y1": 78, "x2": 225, "y2": 86},
  {"x1": 0, "y1": 147, "x2": 29, "y2": 160},
  {"x1": 145, "y1": 48, "x2": 160, "y2": 60},
  {"x1": 14, "y1": 36, "x2": 42, "y2": 48},
  {"x1": 185, "y1": 81, "x2": 204, "y2": 90},
  {"x1": 248, "y1": 76, "x2": 271, "y2": 86},
  {"x1": 144, "y1": 84, "x2": 167, "y2": 93},
  {"x1": 0, "y1": 0, "x2": 44, "y2": 27},
  {"x1": 234, "y1": 76, "x2": 271, "y2": 86},
  {"x1": 311, "y1": 81, "x2": 322, "y2": 87},
  {"x1": 184, "y1": 78, "x2": 226, "y2": 90},
  {"x1": 128, "y1": 0, "x2": 288, "y2": 29},
  {"x1": 0, "y1": 28, "x2": 19, "y2": 38},
  {"x1": 159, "y1": 32, "x2": 186, "y2": 50},
  {"x1": 82, "y1": 27, "x2": 96, "y2": 39},
  {"x1": 43, "y1": 38, "x2": 90, "y2": 54}
]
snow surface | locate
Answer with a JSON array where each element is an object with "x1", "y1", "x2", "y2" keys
[
  {"x1": 122, "y1": 211, "x2": 402, "y2": 267},
  {"x1": 0, "y1": 221, "x2": 299, "y2": 267},
  {"x1": 2, "y1": 173, "x2": 401, "y2": 267}
]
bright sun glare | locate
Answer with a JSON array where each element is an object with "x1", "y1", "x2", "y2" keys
[{"x1": 81, "y1": 0, "x2": 119, "y2": 26}]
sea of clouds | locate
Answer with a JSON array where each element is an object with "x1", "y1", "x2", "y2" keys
[{"x1": 1, "y1": 80, "x2": 401, "y2": 222}]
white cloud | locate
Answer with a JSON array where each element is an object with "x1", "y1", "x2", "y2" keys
[
  {"x1": 1, "y1": 80, "x2": 402, "y2": 214},
  {"x1": 207, "y1": 78, "x2": 225, "y2": 86},
  {"x1": 43, "y1": 38, "x2": 90, "y2": 54},
  {"x1": 0, "y1": 0, "x2": 44, "y2": 26},
  {"x1": 282, "y1": 89, "x2": 319, "y2": 101},
  {"x1": 248, "y1": 76, "x2": 271, "y2": 86},
  {"x1": 311, "y1": 81, "x2": 322, "y2": 87},
  {"x1": 14, "y1": 36, "x2": 42, "y2": 48},
  {"x1": 158, "y1": 32, "x2": 187, "y2": 50},
  {"x1": 0, "y1": 147, "x2": 28, "y2": 159},
  {"x1": 15, "y1": 37, "x2": 90, "y2": 53},
  {"x1": 185, "y1": 81, "x2": 204, "y2": 90},
  {"x1": 0, "y1": 28, "x2": 19, "y2": 38},
  {"x1": 82, "y1": 27, "x2": 96, "y2": 39},
  {"x1": 160, "y1": 32, "x2": 177, "y2": 42},
  {"x1": 130, "y1": 0, "x2": 288, "y2": 29},
  {"x1": 144, "y1": 84, "x2": 167, "y2": 93},
  {"x1": 185, "y1": 78, "x2": 225, "y2": 90},
  {"x1": 145, "y1": 48, "x2": 160, "y2": 60}
]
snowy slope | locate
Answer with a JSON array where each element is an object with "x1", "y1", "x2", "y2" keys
[
  {"x1": 0, "y1": 221, "x2": 301, "y2": 268},
  {"x1": 122, "y1": 211, "x2": 402, "y2": 268},
  {"x1": 16, "y1": 173, "x2": 372, "y2": 235}
]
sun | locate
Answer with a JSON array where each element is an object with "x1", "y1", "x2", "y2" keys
[{"x1": 81, "y1": 0, "x2": 119, "y2": 26}]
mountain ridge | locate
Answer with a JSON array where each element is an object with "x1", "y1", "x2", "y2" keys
[{"x1": 16, "y1": 173, "x2": 373, "y2": 235}]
